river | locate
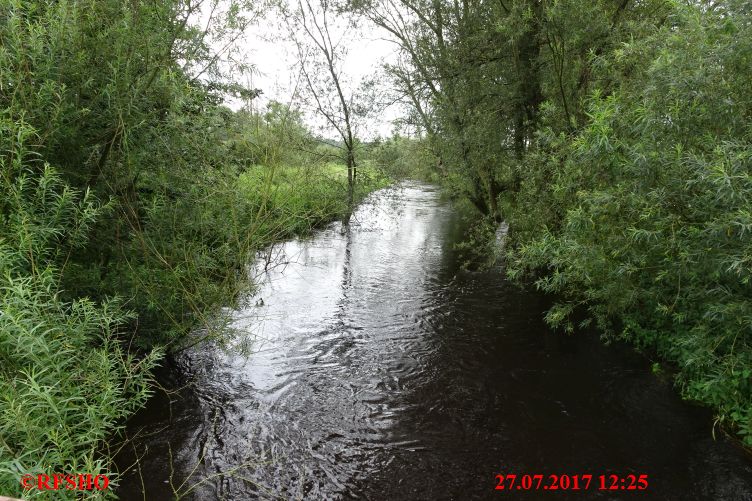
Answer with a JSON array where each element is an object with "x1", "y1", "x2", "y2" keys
[{"x1": 116, "y1": 182, "x2": 752, "y2": 500}]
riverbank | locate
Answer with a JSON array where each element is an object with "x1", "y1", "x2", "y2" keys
[
  {"x1": 116, "y1": 182, "x2": 752, "y2": 499},
  {"x1": 0, "y1": 163, "x2": 388, "y2": 500}
]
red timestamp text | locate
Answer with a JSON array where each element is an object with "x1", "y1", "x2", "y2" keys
[{"x1": 494, "y1": 474, "x2": 648, "y2": 492}]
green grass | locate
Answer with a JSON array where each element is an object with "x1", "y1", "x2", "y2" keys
[{"x1": 237, "y1": 162, "x2": 390, "y2": 238}]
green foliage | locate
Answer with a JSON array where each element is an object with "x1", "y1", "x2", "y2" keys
[
  {"x1": 507, "y1": 3, "x2": 752, "y2": 444},
  {"x1": 1, "y1": 0, "x2": 389, "y2": 493},
  {"x1": 379, "y1": 0, "x2": 752, "y2": 444},
  {"x1": 453, "y1": 213, "x2": 500, "y2": 270},
  {"x1": 1, "y1": 0, "x2": 388, "y2": 347},
  {"x1": 364, "y1": 135, "x2": 437, "y2": 180},
  {"x1": 0, "y1": 139, "x2": 159, "y2": 498}
]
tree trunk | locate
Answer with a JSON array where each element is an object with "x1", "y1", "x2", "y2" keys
[{"x1": 344, "y1": 148, "x2": 355, "y2": 225}]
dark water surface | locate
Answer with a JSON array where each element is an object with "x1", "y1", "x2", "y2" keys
[{"x1": 117, "y1": 182, "x2": 752, "y2": 500}]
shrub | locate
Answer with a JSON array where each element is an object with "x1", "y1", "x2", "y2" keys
[{"x1": 0, "y1": 134, "x2": 159, "y2": 498}]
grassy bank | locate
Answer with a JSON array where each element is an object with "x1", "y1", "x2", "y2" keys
[
  {"x1": 238, "y1": 162, "x2": 390, "y2": 239},
  {"x1": 0, "y1": 157, "x2": 388, "y2": 499}
]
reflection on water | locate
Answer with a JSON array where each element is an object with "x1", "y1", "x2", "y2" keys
[{"x1": 118, "y1": 182, "x2": 752, "y2": 500}]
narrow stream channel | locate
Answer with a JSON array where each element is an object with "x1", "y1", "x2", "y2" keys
[{"x1": 117, "y1": 182, "x2": 752, "y2": 500}]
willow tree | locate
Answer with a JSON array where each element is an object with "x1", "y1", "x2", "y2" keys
[
  {"x1": 1, "y1": 0, "x2": 264, "y2": 344},
  {"x1": 359, "y1": 0, "x2": 664, "y2": 222},
  {"x1": 287, "y1": 0, "x2": 361, "y2": 223},
  {"x1": 363, "y1": 0, "x2": 752, "y2": 448},
  {"x1": 357, "y1": 0, "x2": 531, "y2": 219}
]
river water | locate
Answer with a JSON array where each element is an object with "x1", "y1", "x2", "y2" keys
[{"x1": 117, "y1": 182, "x2": 752, "y2": 500}]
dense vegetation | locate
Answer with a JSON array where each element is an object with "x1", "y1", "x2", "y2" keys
[
  {"x1": 2, "y1": 0, "x2": 751, "y2": 497},
  {"x1": 363, "y1": 0, "x2": 752, "y2": 444},
  {"x1": 0, "y1": 1, "x2": 388, "y2": 497}
]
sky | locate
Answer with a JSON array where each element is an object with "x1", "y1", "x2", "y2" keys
[{"x1": 219, "y1": 7, "x2": 402, "y2": 139}]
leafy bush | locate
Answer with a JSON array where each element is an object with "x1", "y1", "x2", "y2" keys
[
  {"x1": 0, "y1": 138, "x2": 159, "y2": 498},
  {"x1": 508, "y1": 4, "x2": 752, "y2": 444},
  {"x1": 0, "y1": 1, "x2": 389, "y2": 496}
]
